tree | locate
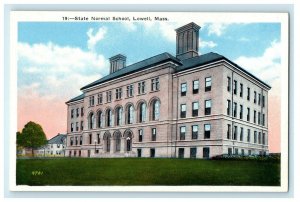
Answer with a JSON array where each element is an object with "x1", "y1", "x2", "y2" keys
[{"x1": 19, "y1": 121, "x2": 47, "y2": 157}]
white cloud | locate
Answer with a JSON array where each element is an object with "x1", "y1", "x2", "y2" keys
[
  {"x1": 234, "y1": 40, "x2": 282, "y2": 90},
  {"x1": 18, "y1": 42, "x2": 107, "y2": 100},
  {"x1": 199, "y1": 38, "x2": 217, "y2": 49},
  {"x1": 206, "y1": 23, "x2": 229, "y2": 36},
  {"x1": 87, "y1": 27, "x2": 107, "y2": 50},
  {"x1": 121, "y1": 22, "x2": 137, "y2": 32}
]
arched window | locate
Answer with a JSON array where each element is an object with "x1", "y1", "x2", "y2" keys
[
  {"x1": 103, "y1": 132, "x2": 111, "y2": 152},
  {"x1": 124, "y1": 130, "x2": 133, "y2": 152},
  {"x1": 115, "y1": 107, "x2": 123, "y2": 126},
  {"x1": 138, "y1": 102, "x2": 146, "y2": 123},
  {"x1": 97, "y1": 111, "x2": 102, "y2": 128},
  {"x1": 127, "y1": 105, "x2": 134, "y2": 124},
  {"x1": 106, "y1": 109, "x2": 112, "y2": 127},
  {"x1": 114, "y1": 131, "x2": 121, "y2": 152},
  {"x1": 151, "y1": 100, "x2": 160, "y2": 121},
  {"x1": 88, "y1": 112, "x2": 94, "y2": 129}
]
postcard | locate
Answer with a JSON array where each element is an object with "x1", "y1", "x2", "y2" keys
[{"x1": 9, "y1": 11, "x2": 288, "y2": 192}]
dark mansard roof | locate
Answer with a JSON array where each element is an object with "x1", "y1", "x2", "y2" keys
[{"x1": 66, "y1": 52, "x2": 271, "y2": 104}]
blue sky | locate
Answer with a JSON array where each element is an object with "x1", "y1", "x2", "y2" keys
[{"x1": 18, "y1": 21, "x2": 281, "y2": 100}]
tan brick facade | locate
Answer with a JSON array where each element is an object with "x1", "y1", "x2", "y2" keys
[{"x1": 65, "y1": 22, "x2": 270, "y2": 158}]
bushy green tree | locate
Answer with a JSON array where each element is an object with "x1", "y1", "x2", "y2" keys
[{"x1": 19, "y1": 121, "x2": 47, "y2": 157}]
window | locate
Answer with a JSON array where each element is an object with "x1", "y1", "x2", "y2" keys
[
  {"x1": 262, "y1": 96, "x2": 265, "y2": 107},
  {"x1": 227, "y1": 124, "x2": 231, "y2": 139},
  {"x1": 151, "y1": 77, "x2": 159, "y2": 91},
  {"x1": 97, "y1": 134, "x2": 100, "y2": 144},
  {"x1": 80, "y1": 136, "x2": 82, "y2": 145},
  {"x1": 240, "y1": 83, "x2": 243, "y2": 97},
  {"x1": 96, "y1": 111, "x2": 102, "y2": 128},
  {"x1": 116, "y1": 88, "x2": 122, "y2": 100},
  {"x1": 205, "y1": 77, "x2": 211, "y2": 92},
  {"x1": 150, "y1": 148, "x2": 155, "y2": 157},
  {"x1": 254, "y1": 91, "x2": 257, "y2": 103},
  {"x1": 97, "y1": 93, "x2": 103, "y2": 105},
  {"x1": 233, "y1": 80, "x2": 237, "y2": 94},
  {"x1": 258, "y1": 112, "x2": 261, "y2": 125},
  {"x1": 116, "y1": 107, "x2": 122, "y2": 126},
  {"x1": 258, "y1": 93, "x2": 261, "y2": 105},
  {"x1": 254, "y1": 131, "x2": 257, "y2": 143},
  {"x1": 190, "y1": 148, "x2": 197, "y2": 158},
  {"x1": 192, "y1": 102, "x2": 199, "y2": 117},
  {"x1": 178, "y1": 148, "x2": 184, "y2": 158},
  {"x1": 76, "y1": 122, "x2": 79, "y2": 131},
  {"x1": 227, "y1": 77, "x2": 231, "y2": 92},
  {"x1": 151, "y1": 128, "x2": 156, "y2": 141},
  {"x1": 228, "y1": 148, "x2": 233, "y2": 155},
  {"x1": 89, "y1": 134, "x2": 92, "y2": 144},
  {"x1": 138, "y1": 129, "x2": 143, "y2": 142},
  {"x1": 89, "y1": 96, "x2": 95, "y2": 106},
  {"x1": 70, "y1": 137, "x2": 73, "y2": 146},
  {"x1": 203, "y1": 147, "x2": 210, "y2": 158},
  {"x1": 181, "y1": 83, "x2": 187, "y2": 96},
  {"x1": 233, "y1": 126, "x2": 237, "y2": 140},
  {"x1": 239, "y1": 105, "x2": 243, "y2": 120},
  {"x1": 247, "y1": 107, "x2": 250, "y2": 121},
  {"x1": 139, "y1": 103, "x2": 146, "y2": 123},
  {"x1": 240, "y1": 127, "x2": 244, "y2": 141},
  {"x1": 262, "y1": 114, "x2": 265, "y2": 126},
  {"x1": 193, "y1": 80, "x2": 199, "y2": 94},
  {"x1": 180, "y1": 104, "x2": 186, "y2": 118},
  {"x1": 180, "y1": 126, "x2": 186, "y2": 140},
  {"x1": 88, "y1": 112, "x2": 94, "y2": 129},
  {"x1": 127, "y1": 105, "x2": 134, "y2": 124},
  {"x1": 233, "y1": 102, "x2": 237, "y2": 117},
  {"x1": 76, "y1": 108, "x2": 79, "y2": 117},
  {"x1": 71, "y1": 123, "x2": 74, "y2": 132},
  {"x1": 126, "y1": 84, "x2": 134, "y2": 97},
  {"x1": 247, "y1": 129, "x2": 250, "y2": 142},
  {"x1": 204, "y1": 124, "x2": 211, "y2": 139},
  {"x1": 258, "y1": 132, "x2": 262, "y2": 144},
  {"x1": 248, "y1": 150, "x2": 252, "y2": 155},
  {"x1": 106, "y1": 109, "x2": 112, "y2": 127},
  {"x1": 106, "y1": 91, "x2": 112, "y2": 103},
  {"x1": 254, "y1": 110, "x2": 256, "y2": 124},
  {"x1": 138, "y1": 81, "x2": 145, "y2": 94},
  {"x1": 192, "y1": 125, "x2": 198, "y2": 139},
  {"x1": 137, "y1": 149, "x2": 142, "y2": 157},
  {"x1": 152, "y1": 100, "x2": 160, "y2": 121},
  {"x1": 227, "y1": 100, "x2": 231, "y2": 116},
  {"x1": 81, "y1": 107, "x2": 84, "y2": 116},
  {"x1": 241, "y1": 149, "x2": 245, "y2": 156},
  {"x1": 71, "y1": 109, "x2": 74, "y2": 118},
  {"x1": 262, "y1": 133, "x2": 266, "y2": 145},
  {"x1": 81, "y1": 121, "x2": 84, "y2": 131},
  {"x1": 205, "y1": 100, "x2": 211, "y2": 115},
  {"x1": 235, "y1": 148, "x2": 238, "y2": 155},
  {"x1": 75, "y1": 137, "x2": 78, "y2": 145},
  {"x1": 247, "y1": 87, "x2": 250, "y2": 101}
]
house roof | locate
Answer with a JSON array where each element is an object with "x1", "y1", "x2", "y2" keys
[
  {"x1": 80, "y1": 52, "x2": 181, "y2": 91},
  {"x1": 48, "y1": 134, "x2": 67, "y2": 144},
  {"x1": 65, "y1": 93, "x2": 85, "y2": 104},
  {"x1": 66, "y1": 52, "x2": 271, "y2": 104}
]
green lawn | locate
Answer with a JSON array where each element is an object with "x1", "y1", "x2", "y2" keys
[{"x1": 16, "y1": 158, "x2": 280, "y2": 186}]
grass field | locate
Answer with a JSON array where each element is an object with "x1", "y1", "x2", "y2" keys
[{"x1": 16, "y1": 158, "x2": 280, "y2": 186}]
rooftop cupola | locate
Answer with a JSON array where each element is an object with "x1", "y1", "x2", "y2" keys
[
  {"x1": 175, "y1": 22, "x2": 201, "y2": 60},
  {"x1": 109, "y1": 54, "x2": 126, "y2": 74}
]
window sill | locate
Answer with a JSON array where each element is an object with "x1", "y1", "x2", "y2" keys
[
  {"x1": 149, "y1": 90, "x2": 160, "y2": 93},
  {"x1": 137, "y1": 93, "x2": 146, "y2": 96}
]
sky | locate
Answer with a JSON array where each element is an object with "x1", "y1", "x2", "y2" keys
[{"x1": 17, "y1": 21, "x2": 281, "y2": 153}]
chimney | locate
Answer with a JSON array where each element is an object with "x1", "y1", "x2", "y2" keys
[
  {"x1": 109, "y1": 54, "x2": 126, "y2": 74},
  {"x1": 175, "y1": 22, "x2": 201, "y2": 60}
]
